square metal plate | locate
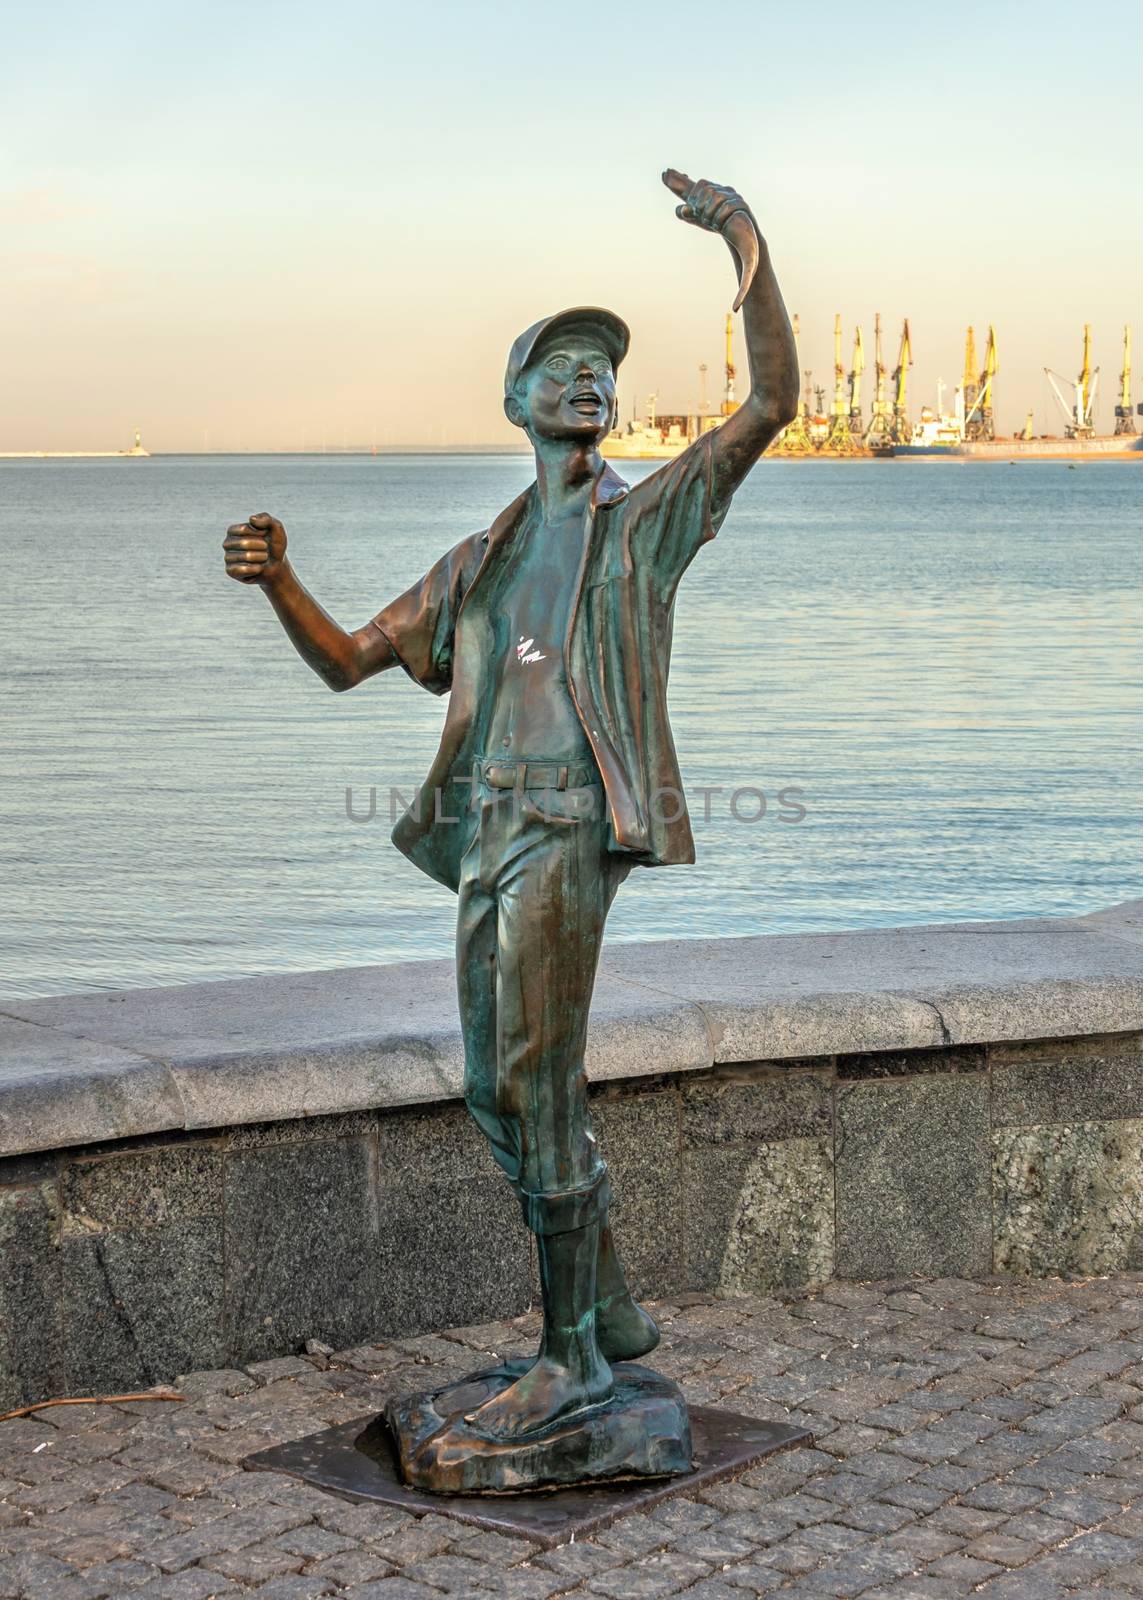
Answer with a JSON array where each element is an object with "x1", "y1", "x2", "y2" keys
[{"x1": 245, "y1": 1408, "x2": 812, "y2": 1547}]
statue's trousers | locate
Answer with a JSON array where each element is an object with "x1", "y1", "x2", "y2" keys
[{"x1": 455, "y1": 768, "x2": 628, "y2": 1235}]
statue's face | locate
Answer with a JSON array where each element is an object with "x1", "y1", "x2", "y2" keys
[{"x1": 506, "y1": 334, "x2": 617, "y2": 443}]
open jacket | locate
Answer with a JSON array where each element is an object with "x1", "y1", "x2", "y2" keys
[{"x1": 372, "y1": 432, "x2": 726, "y2": 892}]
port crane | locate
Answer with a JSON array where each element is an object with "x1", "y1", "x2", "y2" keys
[
  {"x1": 963, "y1": 325, "x2": 998, "y2": 441},
  {"x1": 722, "y1": 313, "x2": 737, "y2": 415},
  {"x1": 826, "y1": 315, "x2": 848, "y2": 447},
  {"x1": 847, "y1": 326, "x2": 865, "y2": 439},
  {"x1": 962, "y1": 327, "x2": 979, "y2": 431},
  {"x1": 1115, "y1": 325, "x2": 1136, "y2": 436},
  {"x1": 826, "y1": 315, "x2": 862, "y2": 453},
  {"x1": 979, "y1": 327, "x2": 998, "y2": 440},
  {"x1": 865, "y1": 313, "x2": 892, "y2": 448},
  {"x1": 890, "y1": 319, "x2": 913, "y2": 444},
  {"x1": 1045, "y1": 324, "x2": 1099, "y2": 438},
  {"x1": 773, "y1": 314, "x2": 814, "y2": 453}
]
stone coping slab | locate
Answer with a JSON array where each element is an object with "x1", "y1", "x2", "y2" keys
[{"x1": 2, "y1": 899, "x2": 1143, "y2": 1160}]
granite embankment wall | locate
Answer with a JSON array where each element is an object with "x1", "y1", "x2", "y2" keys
[{"x1": 2, "y1": 901, "x2": 1143, "y2": 1410}]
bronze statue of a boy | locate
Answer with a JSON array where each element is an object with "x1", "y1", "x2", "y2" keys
[{"x1": 225, "y1": 171, "x2": 797, "y2": 1489}]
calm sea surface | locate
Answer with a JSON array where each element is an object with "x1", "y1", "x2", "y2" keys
[{"x1": 2, "y1": 454, "x2": 1142, "y2": 1000}]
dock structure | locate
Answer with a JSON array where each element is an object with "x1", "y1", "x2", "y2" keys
[
  {"x1": 0, "y1": 429, "x2": 149, "y2": 460},
  {"x1": 609, "y1": 314, "x2": 1142, "y2": 461}
]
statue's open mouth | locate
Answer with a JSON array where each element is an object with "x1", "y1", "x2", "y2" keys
[{"x1": 569, "y1": 392, "x2": 603, "y2": 413}]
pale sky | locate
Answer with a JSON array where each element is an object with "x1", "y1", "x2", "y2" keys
[{"x1": 2, "y1": 1, "x2": 1139, "y2": 452}]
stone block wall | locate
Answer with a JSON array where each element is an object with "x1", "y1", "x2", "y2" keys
[
  {"x1": 3, "y1": 1027, "x2": 1141, "y2": 1410},
  {"x1": 991, "y1": 1035, "x2": 1143, "y2": 1276}
]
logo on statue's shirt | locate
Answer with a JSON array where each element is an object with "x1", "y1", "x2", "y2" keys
[{"x1": 516, "y1": 636, "x2": 546, "y2": 666}]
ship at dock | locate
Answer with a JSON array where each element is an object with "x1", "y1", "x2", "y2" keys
[
  {"x1": 603, "y1": 315, "x2": 737, "y2": 460},
  {"x1": 606, "y1": 314, "x2": 1142, "y2": 461},
  {"x1": 887, "y1": 325, "x2": 1142, "y2": 460}
]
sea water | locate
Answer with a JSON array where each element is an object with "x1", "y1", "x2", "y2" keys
[{"x1": 2, "y1": 454, "x2": 1141, "y2": 998}]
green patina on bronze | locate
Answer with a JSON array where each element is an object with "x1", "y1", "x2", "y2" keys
[{"x1": 223, "y1": 169, "x2": 799, "y2": 1490}]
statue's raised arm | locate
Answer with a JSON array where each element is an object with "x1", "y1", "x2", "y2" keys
[{"x1": 661, "y1": 169, "x2": 799, "y2": 510}]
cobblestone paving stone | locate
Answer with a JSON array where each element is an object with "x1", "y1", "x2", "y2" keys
[{"x1": 1, "y1": 1277, "x2": 1141, "y2": 1598}]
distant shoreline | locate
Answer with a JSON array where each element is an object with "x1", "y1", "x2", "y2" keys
[
  {"x1": 0, "y1": 447, "x2": 534, "y2": 460},
  {"x1": 2, "y1": 447, "x2": 1140, "y2": 464},
  {"x1": 0, "y1": 451, "x2": 152, "y2": 460}
]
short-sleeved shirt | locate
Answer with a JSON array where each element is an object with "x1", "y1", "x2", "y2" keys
[{"x1": 372, "y1": 432, "x2": 727, "y2": 892}]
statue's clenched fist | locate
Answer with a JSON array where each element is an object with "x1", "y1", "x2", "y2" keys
[{"x1": 224, "y1": 512, "x2": 287, "y2": 585}]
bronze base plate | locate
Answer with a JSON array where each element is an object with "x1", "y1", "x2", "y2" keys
[
  {"x1": 244, "y1": 1400, "x2": 812, "y2": 1547},
  {"x1": 384, "y1": 1359, "x2": 692, "y2": 1494}
]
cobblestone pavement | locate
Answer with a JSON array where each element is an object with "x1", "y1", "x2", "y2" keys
[{"x1": 2, "y1": 1276, "x2": 1142, "y2": 1599}]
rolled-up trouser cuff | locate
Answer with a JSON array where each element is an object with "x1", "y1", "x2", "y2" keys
[{"x1": 520, "y1": 1170, "x2": 610, "y2": 1235}]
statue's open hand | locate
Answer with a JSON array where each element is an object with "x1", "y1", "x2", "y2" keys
[
  {"x1": 661, "y1": 170, "x2": 760, "y2": 313},
  {"x1": 223, "y1": 513, "x2": 287, "y2": 585}
]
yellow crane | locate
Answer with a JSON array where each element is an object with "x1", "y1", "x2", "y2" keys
[
  {"x1": 826, "y1": 314, "x2": 861, "y2": 452},
  {"x1": 865, "y1": 313, "x2": 892, "y2": 449},
  {"x1": 1046, "y1": 324, "x2": 1099, "y2": 438},
  {"x1": 1115, "y1": 325, "x2": 1136, "y2": 436},
  {"x1": 847, "y1": 326, "x2": 865, "y2": 437},
  {"x1": 1077, "y1": 324, "x2": 1094, "y2": 433},
  {"x1": 890, "y1": 318, "x2": 913, "y2": 444},
  {"x1": 831, "y1": 315, "x2": 846, "y2": 417},
  {"x1": 1079, "y1": 323, "x2": 1094, "y2": 428},
  {"x1": 722, "y1": 313, "x2": 737, "y2": 416},
  {"x1": 964, "y1": 324, "x2": 998, "y2": 441},
  {"x1": 771, "y1": 313, "x2": 814, "y2": 453},
  {"x1": 978, "y1": 326, "x2": 998, "y2": 440},
  {"x1": 962, "y1": 326, "x2": 979, "y2": 428}
]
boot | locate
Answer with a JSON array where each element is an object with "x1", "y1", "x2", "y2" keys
[
  {"x1": 595, "y1": 1214, "x2": 660, "y2": 1362},
  {"x1": 465, "y1": 1219, "x2": 613, "y2": 1439}
]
